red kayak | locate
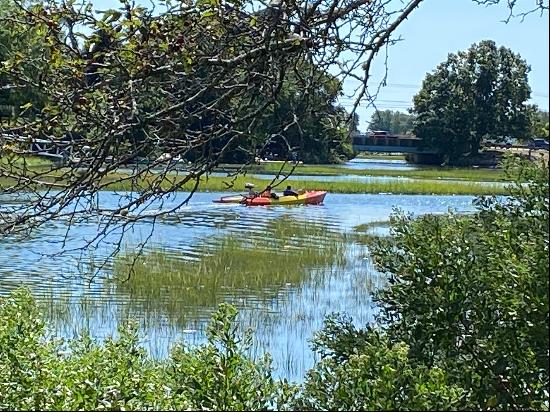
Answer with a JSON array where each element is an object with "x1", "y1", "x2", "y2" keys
[
  {"x1": 243, "y1": 190, "x2": 327, "y2": 206},
  {"x1": 213, "y1": 190, "x2": 327, "y2": 206}
]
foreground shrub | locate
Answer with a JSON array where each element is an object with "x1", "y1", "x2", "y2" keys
[
  {"x1": 0, "y1": 291, "x2": 291, "y2": 410},
  {"x1": 296, "y1": 156, "x2": 549, "y2": 410},
  {"x1": 294, "y1": 315, "x2": 465, "y2": 410}
]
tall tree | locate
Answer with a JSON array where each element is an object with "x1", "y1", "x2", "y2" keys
[
  {"x1": 412, "y1": 40, "x2": 531, "y2": 163},
  {"x1": 249, "y1": 64, "x2": 354, "y2": 163},
  {"x1": 368, "y1": 110, "x2": 415, "y2": 135}
]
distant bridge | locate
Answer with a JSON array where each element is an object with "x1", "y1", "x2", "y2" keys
[{"x1": 351, "y1": 133, "x2": 437, "y2": 154}]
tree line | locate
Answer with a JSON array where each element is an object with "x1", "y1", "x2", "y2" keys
[{"x1": 0, "y1": 0, "x2": 358, "y2": 165}]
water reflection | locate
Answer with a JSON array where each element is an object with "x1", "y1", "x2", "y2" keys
[{"x1": 0, "y1": 191, "x2": 478, "y2": 381}]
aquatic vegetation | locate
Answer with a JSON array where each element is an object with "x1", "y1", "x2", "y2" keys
[
  {"x1": 0, "y1": 155, "x2": 54, "y2": 168},
  {"x1": 112, "y1": 217, "x2": 348, "y2": 328},
  {"x1": 99, "y1": 174, "x2": 508, "y2": 195},
  {"x1": 1, "y1": 161, "x2": 510, "y2": 195},
  {"x1": 353, "y1": 220, "x2": 391, "y2": 233},
  {"x1": 236, "y1": 162, "x2": 509, "y2": 182}
]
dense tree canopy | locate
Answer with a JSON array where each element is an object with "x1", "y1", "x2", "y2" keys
[
  {"x1": 412, "y1": 40, "x2": 532, "y2": 163},
  {"x1": 0, "y1": 0, "x2": 45, "y2": 115},
  {"x1": 250, "y1": 65, "x2": 354, "y2": 163},
  {"x1": 368, "y1": 110, "x2": 415, "y2": 135},
  {"x1": 0, "y1": 0, "x2": 354, "y2": 164}
]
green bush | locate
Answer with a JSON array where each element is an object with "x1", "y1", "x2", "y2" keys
[
  {"x1": 165, "y1": 304, "x2": 297, "y2": 411},
  {"x1": 297, "y1": 156, "x2": 549, "y2": 410},
  {"x1": 0, "y1": 290, "x2": 292, "y2": 411},
  {"x1": 294, "y1": 315, "x2": 465, "y2": 410}
]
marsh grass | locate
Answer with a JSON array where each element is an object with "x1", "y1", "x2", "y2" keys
[
  {"x1": 112, "y1": 218, "x2": 348, "y2": 327},
  {"x1": 353, "y1": 220, "x2": 391, "y2": 232},
  {"x1": 103, "y1": 174, "x2": 508, "y2": 195},
  {"x1": 231, "y1": 162, "x2": 509, "y2": 182},
  {"x1": 0, "y1": 155, "x2": 54, "y2": 168},
  {"x1": 21, "y1": 219, "x2": 381, "y2": 380},
  {"x1": 0, "y1": 163, "x2": 508, "y2": 194}
]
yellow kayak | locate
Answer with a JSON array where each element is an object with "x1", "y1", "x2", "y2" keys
[{"x1": 213, "y1": 191, "x2": 327, "y2": 206}]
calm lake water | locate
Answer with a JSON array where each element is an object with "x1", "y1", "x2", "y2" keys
[{"x1": 0, "y1": 190, "x2": 479, "y2": 382}]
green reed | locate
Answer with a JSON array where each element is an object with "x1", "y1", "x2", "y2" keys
[
  {"x1": 112, "y1": 217, "x2": 348, "y2": 328},
  {"x1": 94, "y1": 173, "x2": 507, "y2": 195},
  {"x1": 0, "y1": 155, "x2": 54, "y2": 168},
  {"x1": 1, "y1": 160, "x2": 508, "y2": 194},
  {"x1": 353, "y1": 220, "x2": 391, "y2": 232},
  {"x1": 234, "y1": 162, "x2": 509, "y2": 181}
]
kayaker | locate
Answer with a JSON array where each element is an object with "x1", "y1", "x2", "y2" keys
[
  {"x1": 260, "y1": 185, "x2": 271, "y2": 198},
  {"x1": 245, "y1": 182, "x2": 258, "y2": 198},
  {"x1": 283, "y1": 185, "x2": 299, "y2": 196},
  {"x1": 260, "y1": 185, "x2": 279, "y2": 199}
]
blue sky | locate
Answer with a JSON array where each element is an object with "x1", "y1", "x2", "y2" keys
[{"x1": 345, "y1": 0, "x2": 549, "y2": 131}]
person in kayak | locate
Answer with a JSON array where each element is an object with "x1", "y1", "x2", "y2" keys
[
  {"x1": 283, "y1": 185, "x2": 299, "y2": 196},
  {"x1": 245, "y1": 182, "x2": 258, "y2": 198},
  {"x1": 260, "y1": 185, "x2": 279, "y2": 199}
]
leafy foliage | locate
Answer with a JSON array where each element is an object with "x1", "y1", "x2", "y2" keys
[
  {"x1": 528, "y1": 106, "x2": 549, "y2": 139},
  {"x1": 227, "y1": 64, "x2": 354, "y2": 163},
  {"x1": 292, "y1": 156, "x2": 548, "y2": 411},
  {"x1": 0, "y1": 289, "x2": 293, "y2": 411},
  {"x1": 368, "y1": 110, "x2": 416, "y2": 135},
  {"x1": 0, "y1": 0, "x2": 46, "y2": 115},
  {"x1": 167, "y1": 304, "x2": 297, "y2": 410},
  {"x1": 412, "y1": 40, "x2": 532, "y2": 163},
  {"x1": 294, "y1": 317, "x2": 465, "y2": 410}
]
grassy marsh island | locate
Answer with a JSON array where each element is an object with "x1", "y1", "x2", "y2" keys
[
  {"x1": 112, "y1": 218, "x2": 348, "y2": 327},
  {"x1": 226, "y1": 162, "x2": 510, "y2": 182},
  {"x1": 0, "y1": 165, "x2": 509, "y2": 195}
]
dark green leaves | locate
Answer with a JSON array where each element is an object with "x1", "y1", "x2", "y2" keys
[{"x1": 412, "y1": 40, "x2": 532, "y2": 164}]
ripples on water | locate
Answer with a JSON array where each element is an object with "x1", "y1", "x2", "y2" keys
[{"x1": 0, "y1": 191, "x2": 478, "y2": 381}]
